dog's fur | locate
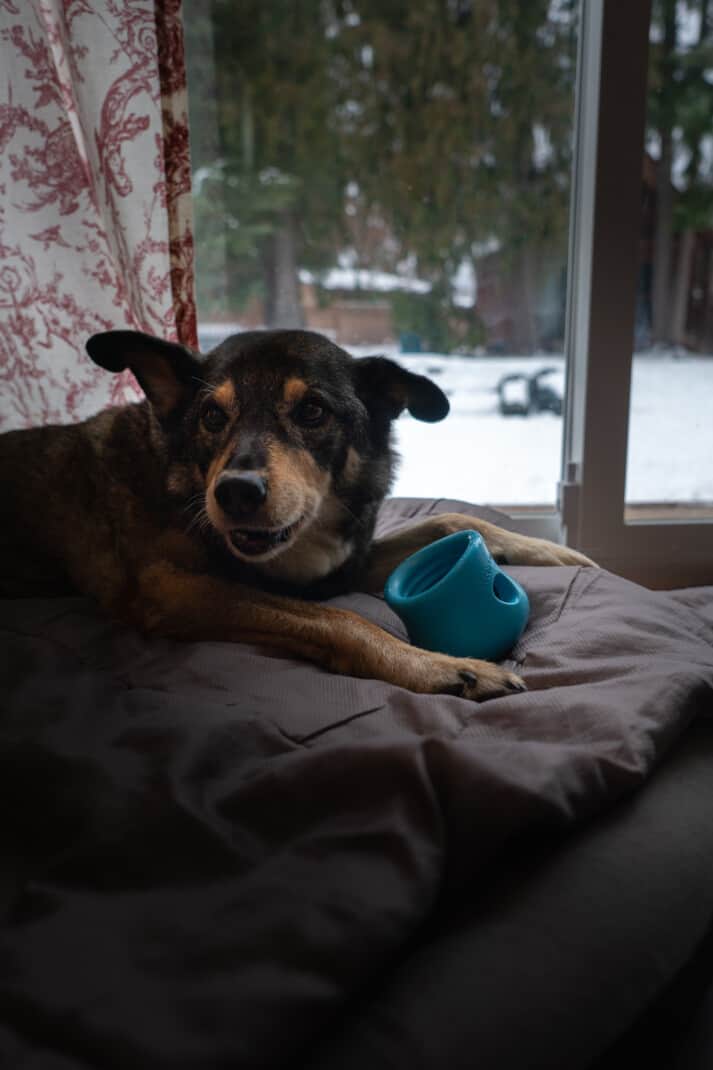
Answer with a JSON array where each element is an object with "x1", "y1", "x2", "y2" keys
[{"x1": 0, "y1": 329, "x2": 593, "y2": 701}]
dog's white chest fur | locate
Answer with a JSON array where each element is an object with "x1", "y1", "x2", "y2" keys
[{"x1": 260, "y1": 496, "x2": 353, "y2": 586}]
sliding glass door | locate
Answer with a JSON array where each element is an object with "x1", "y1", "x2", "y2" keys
[{"x1": 184, "y1": 0, "x2": 713, "y2": 584}]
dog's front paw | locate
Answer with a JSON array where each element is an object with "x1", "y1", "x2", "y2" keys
[
  {"x1": 543, "y1": 541, "x2": 598, "y2": 568},
  {"x1": 408, "y1": 651, "x2": 526, "y2": 702},
  {"x1": 494, "y1": 533, "x2": 597, "y2": 568},
  {"x1": 443, "y1": 658, "x2": 526, "y2": 701},
  {"x1": 416, "y1": 514, "x2": 597, "y2": 569}
]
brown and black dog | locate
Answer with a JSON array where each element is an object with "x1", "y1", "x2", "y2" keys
[{"x1": 0, "y1": 329, "x2": 593, "y2": 700}]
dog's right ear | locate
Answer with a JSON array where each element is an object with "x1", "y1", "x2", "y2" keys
[{"x1": 86, "y1": 330, "x2": 203, "y2": 421}]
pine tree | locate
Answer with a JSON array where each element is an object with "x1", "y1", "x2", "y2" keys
[
  {"x1": 185, "y1": 0, "x2": 349, "y2": 325},
  {"x1": 649, "y1": 0, "x2": 713, "y2": 347},
  {"x1": 333, "y1": 0, "x2": 577, "y2": 350},
  {"x1": 185, "y1": 0, "x2": 579, "y2": 348}
]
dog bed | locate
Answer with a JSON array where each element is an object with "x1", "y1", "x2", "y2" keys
[{"x1": 1, "y1": 497, "x2": 712, "y2": 1069}]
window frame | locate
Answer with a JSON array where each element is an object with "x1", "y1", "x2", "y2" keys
[{"x1": 559, "y1": 0, "x2": 713, "y2": 588}]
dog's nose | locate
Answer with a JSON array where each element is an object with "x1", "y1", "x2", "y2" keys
[{"x1": 214, "y1": 472, "x2": 268, "y2": 518}]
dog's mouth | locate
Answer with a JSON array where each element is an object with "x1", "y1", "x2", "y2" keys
[{"x1": 226, "y1": 515, "x2": 305, "y2": 559}]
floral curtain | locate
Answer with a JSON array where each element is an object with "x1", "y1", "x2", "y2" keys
[{"x1": 0, "y1": 0, "x2": 196, "y2": 431}]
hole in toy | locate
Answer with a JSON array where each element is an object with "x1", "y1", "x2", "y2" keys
[{"x1": 493, "y1": 571, "x2": 518, "y2": 604}]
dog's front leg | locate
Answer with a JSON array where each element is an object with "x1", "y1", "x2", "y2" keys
[
  {"x1": 130, "y1": 562, "x2": 525, "y2": 702},
  {"x1": 364, "y1": 512, "x2": 596, "y2": 592}
]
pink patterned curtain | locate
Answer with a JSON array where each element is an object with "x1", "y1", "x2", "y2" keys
[{"x1": 0, "y1": 0, "x2": 197, "y2": 431}]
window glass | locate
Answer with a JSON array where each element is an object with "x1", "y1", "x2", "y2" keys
[
  {"x1": 184, "y1": 0, "x2": 581, "y2": 507},
  {"x1": 625, "y1": 0, "x2": 713, "y2": 522}
]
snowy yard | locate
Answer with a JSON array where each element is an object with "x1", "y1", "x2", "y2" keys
[
  {"x1": 198, "y1": 327, "x2": 713, "y2": 507},
  {"x1": 390, "y1": 350, "x2": 713, "y2": 506}
]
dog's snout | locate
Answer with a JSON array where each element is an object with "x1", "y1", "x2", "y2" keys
[
  {"x1": 215, "y1": 472, "x2": 268, "y2": 518},
  {"x1": 230, "y1": 437, "x2": 267, "y2": 472}
]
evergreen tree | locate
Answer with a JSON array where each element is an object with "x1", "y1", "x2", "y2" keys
[
  {"x1": 184, "y1": 0, "x2": 579, "y2": 348},
  {"x1": 185, "y1": 1, "x2": 349, "y2": 325},
  {"x1": 333, "y1": 0, "x2": 577, "y2": 350},
  {"x1": 649, "y1": 0, "x2": 713, "y2": 346}
]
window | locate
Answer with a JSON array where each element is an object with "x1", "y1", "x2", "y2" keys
[
  {"x1": 625, "y1": 0, "x2": 713, "y2": 523},
  {"x1": 184, "y1": 1, "x2": 581, "y2": 511},
  {"x1": 185, "y1": 0, "x2": 713, "y2": 585}
]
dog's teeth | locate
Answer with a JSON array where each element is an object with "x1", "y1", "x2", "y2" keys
[{"x1": 227, "y1": 518, "x2": 301, "y2": 557}]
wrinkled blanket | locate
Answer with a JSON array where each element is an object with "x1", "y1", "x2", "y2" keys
[{"x1": 1, "y1": 499, "x2": 712, "y2": 1069}]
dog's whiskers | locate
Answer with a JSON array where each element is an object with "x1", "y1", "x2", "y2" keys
[
  {"x1": 182, "y1": 492, "x2": 213, "y2": 537},
  {"x1": 185, "y1": 507, "x2": 212, "y2": 536},
  {"x1": 182, "y1": 492, "x2": 206, "y2": 516}
]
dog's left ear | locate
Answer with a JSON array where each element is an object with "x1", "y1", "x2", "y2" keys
[
  {"x1": 86, "y1": 330, "x2": 202, "y2": 421},
  {"x1": 354, "y1": 356, "x2": 449, "y2": 422}
]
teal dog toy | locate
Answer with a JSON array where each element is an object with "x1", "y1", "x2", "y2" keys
[{"x1": 384, "y1": 530, "x2": 530, "y2": 662}]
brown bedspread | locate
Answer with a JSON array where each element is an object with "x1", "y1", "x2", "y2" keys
[{"x1": 0, "y1": 499, "x2": 712, "y2": 1068}]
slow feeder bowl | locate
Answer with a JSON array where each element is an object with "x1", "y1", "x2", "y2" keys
[{"x1": 384, "y1": 530, "x2": 529, "y2": 662}]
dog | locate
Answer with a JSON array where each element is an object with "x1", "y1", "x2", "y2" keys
[{"x1": 0, "y1": 328, "x2": 593, "y2": 701}]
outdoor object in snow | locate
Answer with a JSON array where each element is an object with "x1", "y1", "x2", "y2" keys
[
  {"x1": 497, "y1": 366, "x2": 563, "y2": 417},
  {"x1": 384, "y1": 530, "x2": 530, "y2": 662},
  {"x1": 497, "y1": 373, "x2": 531, "y2": 415},
  {"x1": 529, "y1": 366, "x2": 563, "y2": 415}
]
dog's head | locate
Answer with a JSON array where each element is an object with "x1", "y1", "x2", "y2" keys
[{"x1": 87, "y1": 329, "x2": 448, "y2": 582}]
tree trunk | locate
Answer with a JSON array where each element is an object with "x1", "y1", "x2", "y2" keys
[
  {"x1": 510, "y1": 244, "x2": 538, "y2": 354},
  {"x1": 671, "y1": 228, "x2": 695, "y2": 348},
  {"x1": 670, "y1": 0, "x2": 709, "y2": 350},
  {"x1": 702, "y1": 244, "x2": 713, "y2": 349},
  {"x1": 652, "y1": 135, "x2": 675, "y2": 343},
  {"x1": 651, "y1": 0, "x2": 678, "y2": 345},
  {"x1": 263, "y1": 212, "x2": 304, "y2": 328}
]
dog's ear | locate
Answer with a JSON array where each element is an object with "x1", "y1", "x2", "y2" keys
[
  {"x1": 86, "y1": 330, "x2": 203, "y2": 421},
  {"x1": 353, "y1": 356, "x2": 449, "y2": 422}
]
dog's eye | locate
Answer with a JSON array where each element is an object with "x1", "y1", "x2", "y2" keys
[
  {"x1": 201, "y1": 403, "x2": 228, "y2": 433},
  {"x1": 294, "y1": 399, "x2": 327, "y2": 427}
]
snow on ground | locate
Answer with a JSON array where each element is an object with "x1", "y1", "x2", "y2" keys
[
  {"x1": 197, "y1": 326, "x2": 713, "y2": 507},
  {"x1": 390, "y1": 354, "x2": 566, "y2": 504},
  {"x1": 390, "y1": 350, "x2": 713, "y2": 505},
  {"x1": 626, "y1": 352, "x2": 713, "y2": 505}
]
